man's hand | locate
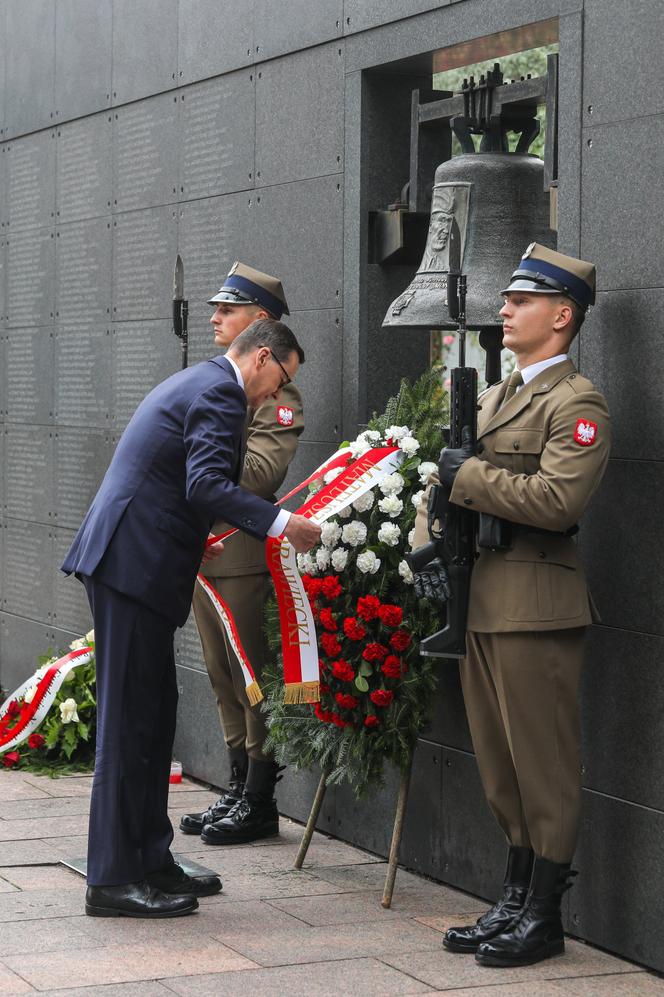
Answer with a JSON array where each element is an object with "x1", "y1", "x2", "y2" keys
[
  {"x1": 201, "y1": 539, "x2": 225, "y2": 564},
  {"x1": 284, "y1": 514, "x2": 321, "y2": 553},
  {"x1": 413, "y1": 558, "x2": 452, "y2": 603},
  {"x1": 438, "y1": 425, "x2": 474, "y2": 489}
]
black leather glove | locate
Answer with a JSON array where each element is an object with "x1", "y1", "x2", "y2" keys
[
  {"x1": 438, "y1": 425, "x2": 474, "y2": 489},
  {"x1": 413, "y1": 558, "x2": 452, "y2": 603}
]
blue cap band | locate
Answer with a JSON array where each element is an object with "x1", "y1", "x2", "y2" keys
[
  {"x1": 222, "y1": 274, "x2": 284, "y2": 319},
  {"x1": 514, "y1": 258, "x2": 592, "y2": 309}
]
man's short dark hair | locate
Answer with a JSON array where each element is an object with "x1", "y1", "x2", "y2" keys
[
  {"x1": 229, "y1": 318, "x2": 305, "y2": 364},
  {"x1": 558, "y1": 296, "x2": 586, "y2": 341}
]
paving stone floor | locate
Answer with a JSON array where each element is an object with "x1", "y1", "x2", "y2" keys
[{"x1": 0, "y1": 770, "x2": 662, "y2": 995}]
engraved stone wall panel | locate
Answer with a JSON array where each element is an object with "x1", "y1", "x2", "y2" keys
[
  {"x1": 174, "y1": 612, "x2": 205, "y2": 672},
  {"x1": 55, "y1": 218, "x2": 112, "y2": 325},
  {"x1": 3, "y1": 426, "x2": 55, "y2": 524},
  {"x1": 0, "y1": 334, "x2": 5, "y2": 426},
  {"x1": 55, "y1": 0, "x2": 112, "y2": 120},
  {"x1": 287, "y1": 309, "x2": 342, "y2": 444},
  {"x1": 252, "y1": 176, "x2": 343, "y2": 312},
  {"x1": 180, "y1": 73, "x2": 255, "y2": 201},
  {"x1": 254, "y1": 0, "x2": 342, "y2": 61},
  {"x1": 54, "y1": 428, "x2": 113, "y2": 531},
  {"x1": 0, "y1": 614, "x2": 58, "y2": 693},
  {"x1": 56, "y1": 115, "x2": 113, "y2": 223},
  {"x1": 111, "y1": 0, "x2": 178, "y2": 105},
  {"x1": 177, "y1": 0, "x2": 254, "y2": 85},
  {"x1": 173, "y1": 664, "x2": 231, "y2": 786},
  {"x1": 0, "y1": 3, "x2": 6, "y2": 139},
  {"x1": 111, "y1": 206, "x2": 177, "y2": 322},
  {"x1": 177, "y1": 193, "x2": 256, "y2": 347},
  {"x1": 255, "y1": 43, "x2": 344, "y2": 187},
  {"x1": 113, "y1": 95, "x2": 179, "y2": 213},
  {"x1": 5, "y1": 0, "x2": 55, "y2": 138},
  {"x1": 55, "y1": 324, "x2": 113, "y2": 428},
  {"x1": 112, "y1": 320, "x2": 180, "y2": 431},
  {"x1": 52, "y1": 529, "x2": 93, "y2": 634},
  {"x1": 343, "y1": 0, "x2": 446, "y2": 34},
  {"x1": 0, "y1": 237, "x2": 6, "y2": 324},
  {"x1": 581, "y1": 115, "x2": 664, "y2": 291},
  {"x1": 5, "y1": 328, "x2": 54, "y2": 426},
  {"x1": 1, "y1": 521, "x2": 54, "y2": 621},
  {"x1": 6, "y1": 227, "x2": 55, "y2": 329},
  {"x1": 6, "y1": 132, "x2": 56, "y2": 232}
]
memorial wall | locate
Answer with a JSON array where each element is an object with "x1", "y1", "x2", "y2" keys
[{"x1": 1, "y1": 0, "x2": 662, "y2": 972}]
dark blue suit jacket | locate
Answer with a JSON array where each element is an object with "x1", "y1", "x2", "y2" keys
[{"x1": 62, "y1": 356, "x2": 278, "y2": 627}]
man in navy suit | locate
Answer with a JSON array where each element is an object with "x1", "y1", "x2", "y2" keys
[{"x1": 62, "y1": 319, "x2": 319, "y2": 918}]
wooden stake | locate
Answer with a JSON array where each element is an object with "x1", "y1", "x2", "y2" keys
[
  {"x1": 381, "y1": 757, "x2": 413, "y2": 908},
  {"x1": 294, "y1": 767, "x2": 330, "y2": 870}
]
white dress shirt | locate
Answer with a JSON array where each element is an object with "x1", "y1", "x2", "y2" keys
[{"x1": 517, "y1": 354, "x2": 568, "y2": 390}]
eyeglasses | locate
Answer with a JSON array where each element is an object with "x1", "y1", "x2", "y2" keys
[{"x1": 269, "y1": 349, "x2": 291, "y2": 387}]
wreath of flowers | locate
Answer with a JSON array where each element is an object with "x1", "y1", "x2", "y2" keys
[{"x1": 263, "y1": 368, "x2": 449, "y2": 794}]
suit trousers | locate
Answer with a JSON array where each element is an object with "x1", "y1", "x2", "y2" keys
[
  {"x1": 82, "y1": 576, "x2": 177, "y2": 886},
  {"x1": 192, "y1": 572, "x2": 271, "y2": 760},
  {"x1": 460, "y1": 628, "x2": 586, "y2": 864}
]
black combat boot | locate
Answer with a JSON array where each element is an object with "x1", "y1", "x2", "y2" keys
[
  {"x1": 475, "y1": 855, "x2": 576, "y2": 967},
  {"x1": 201, "y1": 758, "x2": 283, "y2": 845},
  {"x1": 179, "y1": 748, "x2": 247, "y2": 835},
  {"x1": 444, "y1": 846, "x2": 534, "y2": 953}
]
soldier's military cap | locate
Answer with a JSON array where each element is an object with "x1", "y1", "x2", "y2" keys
[
  {"x1": 208, "y1": 262, "x2": 290, "y2": 319},
  {"x1": 501, "y1": 243, "x2": 596, "y2": 311}
]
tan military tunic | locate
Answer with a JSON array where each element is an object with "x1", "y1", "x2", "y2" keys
[
  {"x1": 414, "y1": 358, "x2": 610, "y2": 861},
  {"x1": 193, "y1": 381, "x2": 304, "y2": 759}
]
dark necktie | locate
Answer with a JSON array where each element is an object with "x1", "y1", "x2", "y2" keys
[{"x1": 501, "y1": 369, "x2": 523, "y2": 407}]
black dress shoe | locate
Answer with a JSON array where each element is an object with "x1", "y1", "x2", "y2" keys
[
  {"x1": 444, "y1": 846, "x2": 533, "y2": 953},
  {"x1": 179, "y1": 759, "x2": 247, "y2": 835},
  {"x1": 85, "y1": 881, "x2": 198, "y2": 918},
  {"x1": 201, "y1": 793, "x2": 279, "y2": 845},
  {"x1": 476, "y1": 856, "x2": 575, "y2": 967},
  {"x1": 146, "y1": 862, "x2": 222, "y2": 897}
]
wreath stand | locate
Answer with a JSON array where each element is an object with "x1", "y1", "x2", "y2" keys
[{"x1": 293, "y1": 754, "x2": 413, "y2": 908}]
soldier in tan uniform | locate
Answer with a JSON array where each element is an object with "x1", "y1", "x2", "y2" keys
[
  {"x1": 180, "y1": 263, "x2": 304, "y2": 844},
  {"x1": 413, "y1": 245, "x2": 610, "y2": 967}
]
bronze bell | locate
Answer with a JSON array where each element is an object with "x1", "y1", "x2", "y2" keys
[{"x1": 383, "y1": 151, "x2": 553, "y2": 331}]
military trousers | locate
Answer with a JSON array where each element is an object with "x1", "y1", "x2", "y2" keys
[
  {"x1": 460, "y1": 628, "x2": 586, "y2": 864},
  {"x1": 192, "y1": 572, "x2": 272, "y2": 761}
]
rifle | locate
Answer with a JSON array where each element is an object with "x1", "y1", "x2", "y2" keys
[{"x1": 405, "y1": 272, "x2": 478, "y2": 658}]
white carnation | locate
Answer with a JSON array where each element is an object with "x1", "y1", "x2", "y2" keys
[
  {"x1": 408, "y1": 528, "x2": 415, "y2": 546},
  {"x1": 320, "y1": 521, "x2": 342, "y2": 548},
  {"x1": 352, "y1": 490, "x2": 375, "y2": 513},
  {"x1": 361, "y1": 430, "x2": 381, "y2": 442},
  {"x1": 386, "y1": 425, "x2": 410, "y2": 442},
  {"x1": 316, "y1": 547, "x2": 331, "y2": 571},
  {"x1": 379, "y1": 472, "x2": 405, "y2": 496},
  {"x1": 59, "y1": 698, "x2": 79, "y2": 724},
  {"x1": 411, "y1": 490, "x2": 425, "y2": 509},
  {"x1": 418, "y1": 461, "x2": 437, "y2": 485},
  {"x1": 342, "y1": 521, "x2": 368, "y2": 547},
  {"x1": 324, "y1": 466, "x2": 344, "y2": 484},
  {"x1": 349, "y1": 435, "x2": 371, "y2": 457},
  {"x1": 297, "y1": 552, "x2": 317, "y2": 575},
  {"x1": 338, "y1": 505, "x2": 352, "y2": 519},
  {"x1": 378, "y1": 494, "x2": 403, "y2": 518},
  {"x1": 399, "y1": 436, "x2": 421, "y2": 456},
  {"x1": 398, "y1": 559, "x2": 415, "y2": 584},
  {"x1": 69, "y1": 636, "x2": 87, "y2": 651},
  {"x1": 377, "y1": 522, "x2": 401, "y2": 547},
  {"x1": 357, "y1": 550, "x2": 381, "y2": 574},
  {"x1": 331, "y1": 547, "x2": 349, "y2": 571}
]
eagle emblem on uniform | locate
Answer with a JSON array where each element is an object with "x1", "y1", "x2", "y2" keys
[
  {"x1": 277, "y1": 406, "x2": 294, "y2": 426},
  {"x1": 574, "y1": 418, "x2": 598, "y2": 446}
]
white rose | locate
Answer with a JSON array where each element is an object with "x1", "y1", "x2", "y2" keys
[
  {"x1": 377, "y1": 522, "x2": 401, "y2": 547},
  {"x1": 331, "y1": 547, "x2": 349, "y2": 571},
  {"x1": 69, "y1": 636, "x2": 87, "y2": 651},
  {"x1": 316, "y1": 548, "x2": 331, "y2": 571},
  {"x1": 386, "y1": 425, "x2": 410, "y2": 442},
  {"x1": 338, "y1": 505, "x2": 352, "y2": 519},
  {"x1": 342, "y1": 521, "x2": 368, "y2": 547},
  {"x1": 23, "y1": 684, "x2": 38, "y2": 705},
  {"x1": 85, "y1": 629, "x2": 95, "y2": 644},
  {"x1": 320, "y1": 521, "x2": 342, "y2": 548},
  {"x1": 352, "y1": 490, "x2": 375, "y2": 513},
  {"x1": 59, "y1": 698, "x2": 79, "y2": 724},
  {"x1": 378, "y1": 495, "x2": 403, "y2": 519},
  {"x1": 418, "y1": 461, "x2": 437, "y2": 486},
  {"x1": 411, "y1": 490, "x2": 425, "y2": 509},
  {"x1": 398, "y1": 559, "x2": 415, "y2": 584},
  {"x1": 408, "y1": 528, "x2": 415, "y2": 546},
  {"x1": 357, "y1": 550, "x2": 381, "y2": 574},
  {"x1": 324, "y1": 466, "x2": 344, "y2": 484},
  {"x1": 400, "y1": 436, "x2": 421, "y2": 456},
  {"x1": 379, "y1": 472, "x2": 405, "y2": 496}
]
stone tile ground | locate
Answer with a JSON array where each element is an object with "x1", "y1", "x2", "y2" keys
[{"x1": 0, "y1": 770, "x2": 662, "y2": 995}]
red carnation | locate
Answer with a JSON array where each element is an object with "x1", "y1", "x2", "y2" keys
[
  {"x1": 6, "y1": 700, "x2": 21, "y2": 717},
  {"x1": 335, "y1": 693, "x2": 359, "y2": 710},
  {"x1": 357, "y1": 595, "x2": 381, "y2": 621},
  {"x1": 364, "y1": 715, "x2": 380, "y2": 728},
  {"x1": 319, "y1": 607, "x2": 338, "y2": 632},
  {"x1": 381, "y1": 655, "x2": 403, "y2": 679},
  {"x1": 331, "y1": 659, "x2": 355, "y2": 682},
  {"x1": 378, "y1": 604, "x2": 403, "y2": 628},
  {"x1": 2, "y1": 751, "x2": 20, "y2": 768},
  {"x1": 370, "y1": 689, "x2": 394, "y2": 708},
  {"x1": 362, "y1": 642, "x2": 389, "y2": 662},
  {"x1": 321, "y1": 575, "x2": 342, "y2": 600},
  {"x1": 27, "y1": 733, "x2": 45, "y2": 750},
  {"x1": 320, "y1": 633, "x2": 342, "y2": 658},
  {"x1": 343, "y1": 617, "x2": 367, "y2": 641},
  {"x1": 314, "y1": 703, "x2": 333, "y2": 723},
  {"x1": 319, "y1": 682, "x2": 331, "y2": 695},
  {"x1": 390, "y1": 629, "x2": 412, "y2": 652},
  {"x1": 303, "y1": 576, "x2": 323, "y2": 599}
]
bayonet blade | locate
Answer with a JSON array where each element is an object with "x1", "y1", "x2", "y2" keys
[{"x1": 173, "y1": 254, "x2": 184, "y2": 301}]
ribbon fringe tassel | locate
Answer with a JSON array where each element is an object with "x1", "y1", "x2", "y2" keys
[
  {"x1": 283, "y1": 681, "x2": 320, "y2": 705},
  {"x1": 245, "y1": 681, "x2": 264, "y2": 706}
]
